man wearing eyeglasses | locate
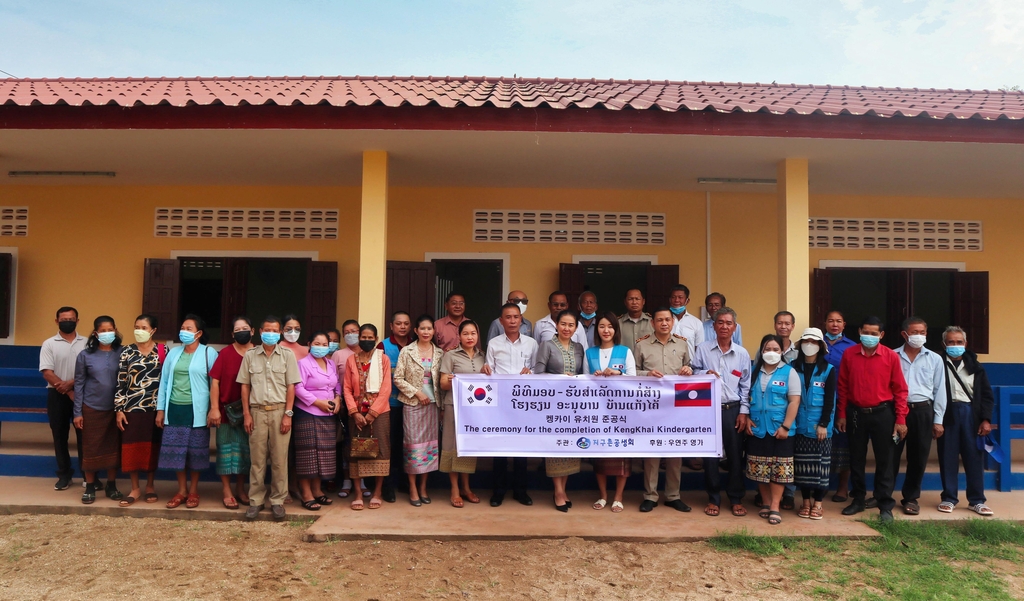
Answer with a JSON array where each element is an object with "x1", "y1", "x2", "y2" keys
[{"x1": 487, "y1": 290, "x2": 534, "y2": 342}]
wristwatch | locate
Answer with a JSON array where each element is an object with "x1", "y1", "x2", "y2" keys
[{"x1": 284, "y1": 410, "x2": 294, "y2": 417}]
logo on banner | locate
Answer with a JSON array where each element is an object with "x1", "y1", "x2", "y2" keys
[
  {"x1": 674, "y1": 381, "x2": 712, "y2": 407},
  {"x1": 464, "y1": 383, "x2": 496, "y2": 406},
  {"x1": 577, "y1": 437, "x2": 591, "y2": 449}
]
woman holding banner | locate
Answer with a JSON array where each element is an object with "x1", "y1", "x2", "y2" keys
[
  {"x1": 439, "y1": 320, "x2": 484, "y2": 508},
  {"x1": 584, "y1": 312, "x2": 636, "y2": 513},
  {"x1": 534, "y1": 310, "x2": 586, "y2": 512}
]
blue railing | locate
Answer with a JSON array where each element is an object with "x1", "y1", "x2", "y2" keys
[{"x1": 993, "y1": 385, "x2": 1024, "y2": 491}]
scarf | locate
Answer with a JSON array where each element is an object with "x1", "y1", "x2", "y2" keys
[{"x1": 365, "y1": 349, "x2": 383, "y2": 394}]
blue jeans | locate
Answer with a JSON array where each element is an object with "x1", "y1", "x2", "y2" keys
[{"x1": 937, "y1": 402, "x2": 986, "y2": 506}]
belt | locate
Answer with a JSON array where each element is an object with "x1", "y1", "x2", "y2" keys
[
  {"x1": 254, "y1": 403, "x2": 286, "y2": 411},
  {"x1": 852, "y1": 401, "x2": 893, "y2": 414},
  {"x1": 721, "y1": 401, "x2": 740, "y2": 411},
  {"x1": 908, "y1": 401, "x2": 933, "y2": 410}
]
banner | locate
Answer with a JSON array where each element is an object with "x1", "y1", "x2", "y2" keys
[{"x1": 452, "y1": 374, "x2": 722, "y2": 458}]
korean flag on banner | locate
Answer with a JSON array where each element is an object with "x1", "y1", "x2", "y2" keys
[{"x1": 463, "y1": 382, "x2": 496, "y2": 406}]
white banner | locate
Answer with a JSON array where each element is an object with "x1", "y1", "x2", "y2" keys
[{"x1": 452, "y1": 374, "x2": 722, "y2": 458}]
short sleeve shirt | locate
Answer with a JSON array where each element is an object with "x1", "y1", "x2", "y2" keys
[
  {"x1": 210, "y1": 345, "x2": 246, "y2": 405},
  {"x1": 439, "y1": 347, "x2": 486, "y2": 406},
  {"x1": 237, "y1": 344, "x2": 301, "y2": 406},
  {"x1": 39, "y1": 333, "x2": 87, "y2": 386}
]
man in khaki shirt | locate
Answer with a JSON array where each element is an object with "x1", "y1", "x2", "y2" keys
[
  {"x1": 634, "y1": 307, "x2": 693, "y2": 514},
  {"x1": 618, "y1": 288, "x2": 654, "y2": 356},
  {"x1": 238, "y1": 316, "x2": 301, "y2": 520}
]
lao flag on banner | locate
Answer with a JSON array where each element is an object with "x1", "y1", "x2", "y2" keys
[{"x1": 675, "y1": 381, "x2": 712, "y2": 407}]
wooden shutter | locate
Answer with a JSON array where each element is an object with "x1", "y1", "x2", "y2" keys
[
  {"x1": 0, "y1": 254, "x2": 12, "y2": 339},
  {"x1": 385, "y1": 261, "x2": 436, "y2": 326},
  {"x1": 885, "y1": 269, "x2": 910, "y2": 348},
  {"x1": 646, "y1": 264, "x2": 680, "y2": 309},
  {"x1": 306, "y1": 261, "x2": 338, "y2": 334},
  {"x1": 811, "y1": 268, "x2": 832, "y2": 329},
  {"x1": 142, "y1": 259, "x2": 180, "y2": 338},
  {"x1": 953, "y1": 271, "x2": 989, "y2": 354},
  {"x1": 559, "y1": 263, "x2": 585, "y2": 310},
  {"x1": 219, "y1": 258, "x2": 248, "y2": 343}
]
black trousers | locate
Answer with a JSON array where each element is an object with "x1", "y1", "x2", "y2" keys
[
  {"x1": 492, "y1": 457, "x2": 528, "y2": 495},
  {"x1": 849, "y1": 402, "x2": 897, "y2": 512},
  {"x1": 47, "y1": 388, "x2": 83, "y2": 479},
  {"x1": 704, "y1": 403, "x2": 746, "y2": 505},
  {"x1": 385, "y1": 406, "x2": 407, "y2": 492},
  {"x1": 890, "y1": 401, "x2": 933, "y2": 504},
  {"x1": 938, "y1": 402, "x2": 986, "y2": 506}
]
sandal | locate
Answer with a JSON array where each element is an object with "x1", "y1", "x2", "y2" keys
[
  {"x1": 704, "y1": 504, "x2": 720, "y2": 517},
  {"x1": 611, "y1": 501, "x2": 624, "y2": 513},
  {"x1": 119, "y1": 495, "x2": 138, "y2": 507},
  {"x1": 166, "y1": 493, "x2": 187, "y2": 509},
  {"x1": 937, "y1": 501, "x2": 955, "y2": 513},
  {"x1": 593, "y1": 498, "x2": 607, "y2": 510},
  {"x1": 903, "y1": 501, "x2": 920, "y2": 516},
  {"x1": 810, "y1": 504, "x2": 824, "y2": 520},
  {"x1": 369, "y1": 497, "x2": 382, "y2": 509},
  {"x1": 350, "y1": 499, "x2": 364, "y2": 510},
  {"x1": 758, "y1": 505, "x2": 772, "y2": 519},
  {"x1": 185, "y1": 494, "x2": 200, "y2": 509},
  {"x1": 768, "y1": 510, "x2": 783, "y2": 525},
  {"x1": 731, "y1": 504, "x2": 747, "y2": 517},
  {"x1": 223, "y1": 497, "x2": 239, "y2": 510},
  {"x1": 831, "y1": 493, "x2": 848, "y2": 503},
  {"x1": 798, "y1": 504, "x2": 811, "y2": 519},
  {"x1": 451, "y1": 496, "x2": 464, "y2": 508},
  {"x1": 314, "y1": 495, "x2": 333, "y2": 506},
  {"x1": 104, "y1": 483, "x2": 124, "y2": 501},
  {"x1": 144, "y1": 492, "x2": 159, "y2": 503},
  {"x1": 461, "y1": 491, "x2": 480, "y2": 504},
  {"x1": 969, "y1": 503, "x2": 994, "y2": 516},
  {"x1": 301, "y1": 499, "x2": 321, "y2": 511},
  {"x1": 81, "y1": 489, "x2": 96, "y2": 505}
]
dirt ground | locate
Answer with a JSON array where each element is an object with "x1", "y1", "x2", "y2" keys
[{"x1": 0, "y1": 514, "x2": 812, "y2": 601}]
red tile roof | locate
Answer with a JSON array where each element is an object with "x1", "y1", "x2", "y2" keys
[{"x1": 3, "y1": 76, "x2": 1024, "y2": 120}]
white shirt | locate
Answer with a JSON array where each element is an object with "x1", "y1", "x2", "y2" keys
[
  {"x1": 534, "y1": 314, "x2": 589, "y2": 349},
  {"x1": 584, "y1": 347, "x2": 637, "y2": 376},
  {"x1": 484, "y1": 334, "x2": 539, "y2": 375},
  {"x1": 948, "y1": 360, "x2": 975, "y2": 404},
  {"x1": 39, "y1": 332, "x2": 88, "y2": 386},
  {"x1": 670, "y1": 311, "x2": 704, "y2": 357}
]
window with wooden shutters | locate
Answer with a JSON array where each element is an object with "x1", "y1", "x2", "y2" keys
[
  {"x1": 306, "y1": 262, "x2": 338, "y2": 334},
  {"x1": 142, "y1": 259, "x2": 180, "y2": 336},
  {"x1": 385, "y1": 262, "x2": 436, "y2": 328},
  {"x1": 558, "y1": 263, "x2": 585, "y2": 310},
  {"x1": 0, "y1": 254, "x2": 12, "y2": 339},
  {"x1": 953, "y1": 272, "x2": 989, "y2": 354}
]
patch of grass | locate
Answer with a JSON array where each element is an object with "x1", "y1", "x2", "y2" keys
[{"x1": 287, "y1": 518, "x2": 315, "y2": 528}]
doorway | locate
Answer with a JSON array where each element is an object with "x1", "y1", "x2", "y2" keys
[
  {"x1": 580, "y1": 262, "x2": 648, "y2": 314},
  {"x1": 434, "y1": 259, "x2": 504, "y2": 329}
]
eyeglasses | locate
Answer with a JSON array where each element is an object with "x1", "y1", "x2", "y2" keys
[{"x1": 509, "y1": 298, "x2": 528, "y2": 304}]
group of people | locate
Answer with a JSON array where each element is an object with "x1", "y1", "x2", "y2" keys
[{"x1": 39, "y1": 282, "x2": 995, "y2": 523}]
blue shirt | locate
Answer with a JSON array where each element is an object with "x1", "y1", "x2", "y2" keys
[
  {"x1": 896, "y1": 345, "x2": 947, "y2": 425},
  {"x1": 690, "y1": 339, "x2": 752, "y2": 414},
  {"x1": 378, "y1": 336, "x2": 408, "y2": 408},
  {"x1": 703, "y1": 320, "x2": 742, "y2": 346},
  {"x1": 824, "y1": 335, "x2": 856, "y2": 368},
  {"x1": 156, "y1": 344, "x2": 218, "y2": 427}
]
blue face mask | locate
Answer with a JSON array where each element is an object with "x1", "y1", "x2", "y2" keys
[
  {"x1": 96, "y1": 332, "x2": 117, "y2": 345},
  {"x1": 945, "y1": 345, "x2": 966, "y2": 359},
  {"x1": 580, "y1": 312, "x2": 596, "y2": 320},
  {"x1": 825, "y1": 332, "x2": 841, "y2": 341},
  {"x1": 669, "y1": 306, "x2": 686, "y2": 315},
  {"x1": 261, "y1": 332, "x2": 281, "y2": 345},
  {"x1": 178, "y1": 330, "x2": 196, "y2": 345},
  {"x1": 310, "y1": 345, "x2": 330, "y2": 359},
  {"x1": 860, "y1": 334, "x2": 880, "y2": 349},
  {"x1": 327, "y1": 342, "x2": 340, "y2": 353}
]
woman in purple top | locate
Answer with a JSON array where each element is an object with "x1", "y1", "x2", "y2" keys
[{"x1": 293, "y1": 331, "x2": 343, "y2": 510}]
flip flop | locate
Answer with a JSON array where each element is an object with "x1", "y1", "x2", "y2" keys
[
  {"x1": 368, "y1": 497, "x2": 382, "y2": 509},
  {"x1": 704, "y1": 504, "x2": 720, "y2": 517},
  {"x1": 611, "y1": 501, "x2": 624, "y2": 513},
  {"x1": 119, "y1": 495, "x2": 138, "y2": 507},
  {"x1": 144, "y1": 492, "x2": 159, "y2": 503},
  {"x1": 461, "y1": 491, "x2": 480, "y2": 504},
  {"x1": 451, "y1": 496, "x2": 464, "y2": 508},
  {"x1": 223, "y1": 497, "x2": 239, "y2": 510},
  {"x1": 350, "y1": 499, "x2": 364, "y2": 510},
  {"x1": 732, "y1": 504, "x2": 747, "y2": 517},
  {"x1": 593, "y1": 499, "x2": 607, "y2": 510}
]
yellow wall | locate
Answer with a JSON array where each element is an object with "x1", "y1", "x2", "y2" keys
[{"x1": 2, "y1": 185, "x2": 360, "y2": 345}]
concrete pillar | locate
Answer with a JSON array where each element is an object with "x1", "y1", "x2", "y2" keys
[
  {"x1": 777, "y1": 158, "x2": 810, "y2": 333},
  {"x1": 358, "y1": 151, "x2": 388, "y2": 326}
]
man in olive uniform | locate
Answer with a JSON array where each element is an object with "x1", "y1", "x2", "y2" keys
[
  {"x1": 619, "y1": 288, "x2": 654, "y2": 356},
  {"x1": 634, "y1": 307, "x2": 693, "y2": 513}
]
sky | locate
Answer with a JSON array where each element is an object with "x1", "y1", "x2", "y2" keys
[{"x1": 1, "y1": 0, "x2": 1022, "y2": 89}]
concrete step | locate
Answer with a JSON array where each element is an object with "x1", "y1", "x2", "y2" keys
[{"x1": 0, "y1": 368, "x2": 46, "y2": 388}]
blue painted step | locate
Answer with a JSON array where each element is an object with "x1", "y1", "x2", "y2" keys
[
  {"x1": 0, "y1": 387, "x2": 47, "y2": 410},
  {"x1": 0, "y1": 368, "x2": 46, "y2": 388},
  {"x1": 0, "y1": 346, "x2": 42, "y2": 369}
]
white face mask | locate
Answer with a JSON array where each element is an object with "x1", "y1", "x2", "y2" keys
[
  {"x1": 517, "y1": 302, "x2": 528, "y2": 315},
  {"x1": 283, "y1": 331, "x2": 300, "y2": 343},
  {"x1": 906, "y1": 334, "x2": 927, "y2": 349},
  {"x1": 762, "y1": 351, "x2": 782, "y2": 365},
  {"x1": 344, "y1": 333, "x2": 359, "y2": 346},
  {"x1": 801, "y1": 342, "x2": 819, "y2": 357}
]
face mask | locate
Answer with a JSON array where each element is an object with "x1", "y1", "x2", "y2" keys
[
  {"x1": 669, "y1": 306, "x2": 685, "y2": 315},
  {"x1": 762, "y1": 351, "x2": 782, "y2": 365},
  {"x1": 906, "y1": 334, "x2": 927, "y2": 349},
  {"x1": 358, "y1": 340, "x2": 377, "y2": 352},
  {"x1": 261, "y1": 332, "x2": 281, "y2": 345},
  {"x1": 517, "y1": 302, "x2": 528, "y2": 315},
  {"x1": 133, "y1": 329, "x2": 152, "y2": 343},
  {"x1": 580, "y1": 312, "x2": 596, "y2": 320},
  {"x1": 344, "y1": 333, "x2": 359, "y2": 346},
  {"x1": 860, "y1": 335, "x2": 880, "y2": 349},
  {"x1": 825, "y1": 331, "x2": 841, "y2": 341},
  {"x1": 58, "y1": 320, "x2": 77, "y2": 334},
  {"x1": 945, "y1": 345, "x2": 966, "y2": 359},
  {"x1": 233, "y1": 331, "x2": 252, "y2": 345},
  {"x1": 310, "y1": 345, "x2": 330, "y2": 359},
  {"x1": 96, "y1": 332, "x2": 117, "y2": 345},
  {"x1": 283, "y1": 330, "x2": 301, "y2": 343},
  {"x1": 328, "y1": 342, "x2": 340, "y2": 353},
  {"x1": 801, "y1": 342, "x2": 819, "y2": 357},
  {"x1": 178, "y1": 330, "x2": 196, "y2": 345}
]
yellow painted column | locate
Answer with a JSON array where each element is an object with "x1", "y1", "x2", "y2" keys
[
  {"x1": 358, "y1": 151, "x2": 389, "y2": 326},
  {"x1": 777, "y1": 158, "x2": 810, "y2": 333}
]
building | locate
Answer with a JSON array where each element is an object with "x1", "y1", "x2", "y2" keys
[{"x1": 1, "y1": 76, "x2": 1022, "y2": 370}]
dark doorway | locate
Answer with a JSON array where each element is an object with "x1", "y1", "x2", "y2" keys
[
  {"x1": 245, "y1": 259, "x2": 308, "y2": 330},
  {"x1": 581, "y1": 262, "x2": 648, "y2": 313},
  {"x1": 180, "y1": 258, "x2": 225, "y2": 342},
  {"x1": 434, "y1": 260, "x2": 503, "y2": 330}
]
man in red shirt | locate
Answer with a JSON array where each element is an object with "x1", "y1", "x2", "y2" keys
[{"x1": 836, "y1": 316, "x2": 909, "y2": 523}]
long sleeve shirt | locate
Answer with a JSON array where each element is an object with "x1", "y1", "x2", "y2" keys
[
  {"x1": 295, "y1": 353, "x2": 342, "y2": 416},
  {"x1": 690, "y1": 339, "x2": 752, "y2": 414},
  {"x1": 896, "y1": 345, "x2": 947, "y2": 425},
  {"x1": 73, "y1": 348, "x2": 120, "y2": 417},
  {"x1": 837, "y1": 344, "x2": 909, "y2": 424}
]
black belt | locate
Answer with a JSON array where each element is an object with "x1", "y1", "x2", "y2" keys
[
  {"x1": 908, "y1": 401, "x2": 933, "y2": 410},
  {"x1": 721, "y1": 401, "x2": 740, "y2": 411},
  {"x1": 852, "y1": 401, "x2": 893, "y2": 414}
]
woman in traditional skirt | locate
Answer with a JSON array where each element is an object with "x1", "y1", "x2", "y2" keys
[
  {"x1": 208, "y1": 316, "x2": 255, "y2": 509},
  {"x1": 293, "y1": 331, "x2": 342, "y2": 511},
  {"x1": 114, "y1": 314, "x2": 165, "y2": 506},
  {"x1": 791, "y1": 328, "x2": 836, "y2": 520},
  {"x1": 439, "y1": 320, "x2": 483, "y2": 508},
  {"x1": 745, "y1": 334, "x2": 802, "y2": 525},
  {"x1": 584, "y1": 312, "x2": 637, "y2": 514},
  {"x1": 73, "y1": 316, "x2": 124, "y2": 505},
  {"x1": 393, "y1": 315, "x2": 443, "y2": 507},
  {"x1": 156, "y1": 314, "x2": 219, "y2": 509},
  {"x1": 534, "y1": 310, "x2": 586, "y2": 512},
  {"x1": 342, "y1": 323, "x2": 392, "y2": 510}
]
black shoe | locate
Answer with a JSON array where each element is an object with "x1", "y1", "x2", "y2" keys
[
  {"x1": 490, "y1": 492, "x2": 505, "y2": 507},
  {"x1": 879, "y1": 509, "x2": 894, "y2": 524},
  {"x1": 513, "y1": 492, "x2": 533, "y2": 506},
  {"x1": 554, "y1": 495, "x2": 569, "y2": 512},
  {"x1": 781, "y1": 495, "x2": 795, "y2": 511},
  {"x1": 664, "y1": 499, "x2": 692, "y2": 512},
  {"x1": 639, "y1": 499, "x2": 656, "y2": 513},
  {"x1": 381, "y1": 487, "x2": 397, "y2": 504},
  {"x1": 409, "y1": 498, "x2": 422, "y2": 507},
  {"x1": 865, "y1": 497, "x2": 879, "y2": 509},
  {"x1": 54, "y1": 476, "x2": 72, "y2": 491},
  {"x1": 842, "y1": 501, "x2": 866, "y2": 516}
]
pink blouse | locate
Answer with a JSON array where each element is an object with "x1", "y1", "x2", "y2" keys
[{"x1": 294, "y1": 353, "x2": 341, "y2": 417}]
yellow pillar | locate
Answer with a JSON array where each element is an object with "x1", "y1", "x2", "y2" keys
[
  {"x1": 777, "y1": 158, "x2": 810, "y2": 333},
  {"x1": 358, "y1": 151, "x2": 389, "y2": 326}
]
